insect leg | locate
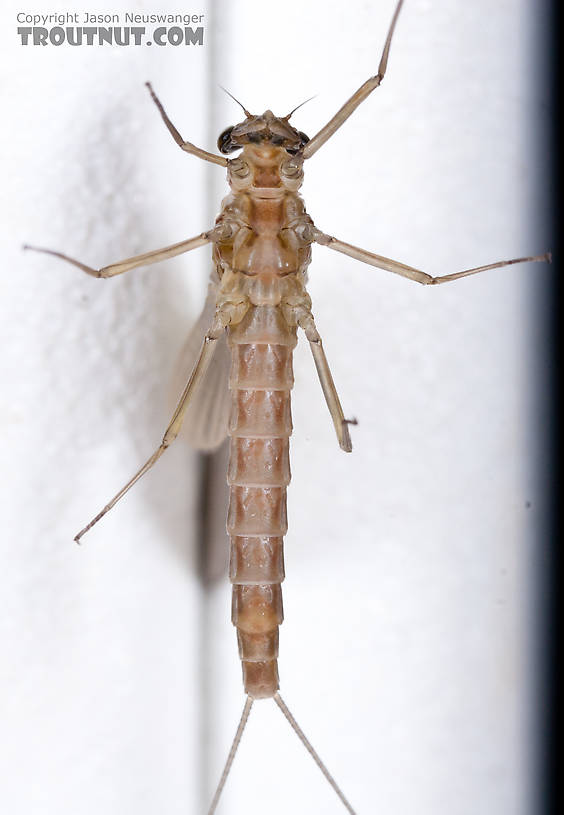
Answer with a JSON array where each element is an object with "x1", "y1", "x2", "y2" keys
[
  {"x1": 146, "y1": 82, "x2": 228, "y2": 168},
  {"x1": 24, "y1": 231, "x2": 214, "y2": 278},
  {"x1": 293, "y1": 306, "x2": 352, "y2": 452},
  {"x1": 74, "y1": 310, "x2": 231, "y2": 543},
  {"x1": 312, "y1": 228, "x2": 551, "y2": 285},
  {"x1": 302, "y1": 0, "x2": 404, "y2": 159}
]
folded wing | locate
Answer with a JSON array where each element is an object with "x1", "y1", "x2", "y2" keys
[{"x1": 170, "y1": 271, "x2": 231, "y2": 451}]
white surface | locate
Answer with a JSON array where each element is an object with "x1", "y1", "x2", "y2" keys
[{"x1": 0, "y1": 1, "x2": 550, "y2": 814}]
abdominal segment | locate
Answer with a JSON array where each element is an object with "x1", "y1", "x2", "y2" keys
[
  {"x1": 227, "y1": 304, "x2": 297, "y2": 698},
  {"x1": 218, "y1": 169, "x2": 313, "y2": 698}
]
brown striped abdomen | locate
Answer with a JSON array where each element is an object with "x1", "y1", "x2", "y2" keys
[{"x1": 227, "y1": 304, "x2": 296, "y2": 698}]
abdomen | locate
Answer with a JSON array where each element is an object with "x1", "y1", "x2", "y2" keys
[{"x1": 227, "y1": 303, "x2": 297, "y2": 698}]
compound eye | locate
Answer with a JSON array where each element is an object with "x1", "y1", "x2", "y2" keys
[
  {"x1": 286, "y1": 131, "x2": 310, "y2": 155},
  {"x1": 218, "y1": 126, "x2": 240, "y2": 154}
]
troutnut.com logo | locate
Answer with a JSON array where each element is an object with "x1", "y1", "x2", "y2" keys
[{"x1": 17, "y1": 11, "x2": 205, "y2": 46}]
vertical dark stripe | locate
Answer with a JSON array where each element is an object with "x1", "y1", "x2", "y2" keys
[
  {"x1": 196, "y1": 2, "x2": 231, "y2": 809},
  {"x1": 538, "y1": 0, "x2": 560, "y2": 812},
  {"x1": 195, "y1": 2, "x2": 215, "y2": 807}
]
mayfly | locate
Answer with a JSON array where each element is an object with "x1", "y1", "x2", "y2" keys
[{"x1": 24, "y1": 0, "x2": 549, "y2": 812}]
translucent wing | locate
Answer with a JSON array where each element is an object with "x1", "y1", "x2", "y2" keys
[{"x1": 170, "y1": 270, "x2": 231, "y2": 451}]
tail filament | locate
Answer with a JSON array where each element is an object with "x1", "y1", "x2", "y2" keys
[
  {"x1": 207, "y1": 696, "x2": 254, "y2": 815},
  {"x1": 274, "y1": 692, "x2": 357, "y2": 815}
]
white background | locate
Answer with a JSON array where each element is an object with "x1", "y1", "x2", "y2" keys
[{"x1": 0, "y1": 1, "x2": 551, "y2": 814}]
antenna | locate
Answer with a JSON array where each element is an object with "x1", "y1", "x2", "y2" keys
[
  {"x1": 219, "y1": 85, "x2": 252, "y2": 118},
  {"x1": 283, "y1": 95, "x2": 317, "y2": 121}
]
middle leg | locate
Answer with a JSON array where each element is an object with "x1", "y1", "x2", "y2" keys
[{"x1": 311, "y1": 227, "x2": 551, "y2": 285}]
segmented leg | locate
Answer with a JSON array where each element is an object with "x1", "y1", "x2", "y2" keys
[
  {"x1": 302, "y1": 0, "x2": 405, "y2": 158},
  {"x1": 146, "y1": 82, "x2": 228, "y2": 168},
  {"x1": 24, "y1": 232, "x2": 212, "y2": 278},
  {"x1": 295, "y1": 307, "x2": 352, "y2": 452},
  {"x1": 74, "y1": 312, "x2": 230, "y2": 543},
  {"x1": 312, "y1": 228, "x2": 551, "y2": 285}
]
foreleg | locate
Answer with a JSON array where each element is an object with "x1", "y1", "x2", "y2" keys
[{"x1": 311, "y1": 228, "x2": 550, "y2": 285}]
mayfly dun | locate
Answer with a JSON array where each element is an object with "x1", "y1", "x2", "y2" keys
[{"x1": 18, "y1": 0, "x2": 550, "y2": 812}]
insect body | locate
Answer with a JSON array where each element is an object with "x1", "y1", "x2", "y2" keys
[
  {"x1": 220, "y1": 143, "x2": 310, "y2": 701},
  {"x1": 215, "y1": 113, "x2": 351, "y2": 705},
  {"x1": 24, "y1": 0, "x2": 549, "y2": 811}
]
